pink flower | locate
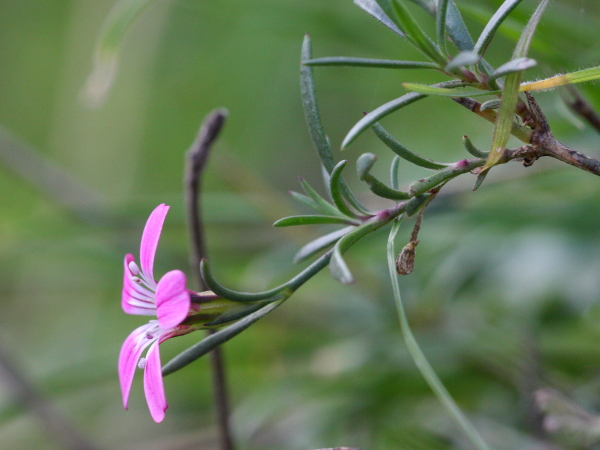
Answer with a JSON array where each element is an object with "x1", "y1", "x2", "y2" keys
[{"x1": 119, "y1": 204, "x2": 198, "y2": 423}]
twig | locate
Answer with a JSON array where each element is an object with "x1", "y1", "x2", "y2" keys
[
  {"x1": 185, "y1": 108, "x2": 235, "y2": 450},
  {"x1": 0, "y1": 344, "x2": 101, "y2": 450},
  {"x1": 563, "y1": 86, "x2": 600, "y2": 134},
  {"x1": 453, "y1": 94, "x2": 600, "y2": 177}
]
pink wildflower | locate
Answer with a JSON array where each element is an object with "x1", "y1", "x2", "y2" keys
[{"x1": 119, "y1": 204, "x2": 199, "y2": 422}]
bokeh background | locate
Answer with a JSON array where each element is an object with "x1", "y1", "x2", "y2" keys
[{"x1": 2, "y1": 0, "x2": 600, "y2": 449}]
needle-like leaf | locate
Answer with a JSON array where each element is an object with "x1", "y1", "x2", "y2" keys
[
  {"x1": 304, "y1": 57, "x2": 440, "y2": 70},
  {"x1": 473, "y1": 0, "x2": 524, "y2": 57},
  {"x1": 354, "y1": 0, "x2": 405, "y2": 36},
  {"x1": 484, "y1": 0, "x2": 550, "y2": 170},
  {"x1": 293, "y1": 227, "x2": 355, "y2": 264},
  {"x1": 274, "y1": 215, "x2": 360, "y2": 227}
]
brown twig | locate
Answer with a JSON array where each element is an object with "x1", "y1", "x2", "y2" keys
[
  {"x1": 453, "y1": 94, "x2": 600, "y2": 177},
  {"x1": 563, "y1": 86, "x2": 600, "y2": 134},
  {"x1": 185, "y1": 108, "x2": 235, "y2": 450}
]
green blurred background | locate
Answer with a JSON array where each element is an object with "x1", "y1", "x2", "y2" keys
[{"x1": 1, "y1": 0, "x2": 600, "y2": 449}]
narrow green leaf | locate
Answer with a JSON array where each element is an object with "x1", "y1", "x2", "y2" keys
[
  {"x1": 462, "y1": 136, "x2": 489, "y2": 158},
  {"x1": 330, "y1": 243, "x2": 355, "y2": 284},
  {"x1": 343, "y1": 93, "x2": 425, "y2": 148},
  {"x1": 402, "y1": 83, "x2": 495, "y2": 97},
  {"x1": 472, "y1": 171, "x2": 488, "y2": 191},
  {"x1": 406, "y1": 194, "x2": 430, "y2": 216},
  {"x1": 363, "y1": 174, "x2": 411, "y2": 200},
  {"x1": 200, "y1": 260, "x2": 286, "y2": 303},
  {"x1": 299, "y1": 178, "x2": 344, "y2": 217},
  {"x1": 162, "y1": 301, "x2": 282, "y2": 376},
  {"x1": 372, "y1": 122, "x2": 450, "y2": 169},
  {"x1": 354, "y1": 0, "x2": 405, "y2": 36},
  {"x1": 274, "y1": 215, "x2": 360, "y2": 227},
  {"x1": 488, "y1": 57, "x2": 537, "y2": 82},
  {"x1": 389, "y1": 0, "x2": 448, "y2": 65},
  {"x1": 445, "y1": 0, "x2": 475, "y2": 52},
  {"x1": 485, "y1": 0, "x2": 550, "y2": 169},
  {"x1": 329, "y1": 202, "x2": 407, "y2": 283},
  {"x1": 342, "y1": 80, "x2": 466, "y2": 148},
  {"x1": 445, "y1": 51, "x2": 480, "y2": 71},
  {"x1": 406, "y1": 0, "x2": 435, "y2": 14},
  {"x1": 521, "y1": 65, "x2": 600, "y2": 92},
  {"x1": 436, "y1": 0, "x2": 450, "y2": 53},
  {"x1": 301, "y1": 35, "x2": 335, "y2": 172},
  {"x1": 304, "y1": 57, "x2": 440, "y2": 70},
  {"x1": 320, "y1": 164, "x2": 332, "y2": 201},
  {"x1": 473, "y1": 0, "x2": 524, "y2": 56},
  {"x1": 301, "y1": 35, "x2": 371, "y2": 215},
  {"x1": 408, "y1": 158, "x2": 485, "y2": 196},
  {"x1": 294, "y1": 227, "x2": 355, "y2": 264},
  {"x1": 82, "y1": 0, "x2": 159, "y2": 107},
  {"x1": 479, "y1": 99, "x2": 502, "y2": 111},
  {"x1": 356, "y1": 151, "x2": 410, "y2": 199},
  {"x1": 329, "y1": 161, "x2": 360, "y2": 218},
  {"x1": 289, "y1": 191, "x2": 321, "y2": 212},
  {"x1": 204, "y1": 303, "x2": 266, "y2": 327},
  {"x1": 513, "y1": 0, "x2": 550, "y2": 59},
  {"x1": 357, "y1": 153, "x2": 378, "y2": 180},
  {"x1": 390, "y1": 156, "x2": 401, "y2": 190}
]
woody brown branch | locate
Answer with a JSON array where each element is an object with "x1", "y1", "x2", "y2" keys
[{"x1": 453, "y1": 95, "x2": 600, "y2": 177}]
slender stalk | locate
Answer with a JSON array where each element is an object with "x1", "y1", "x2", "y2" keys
[
  {"x1": 185, "y1": 108, "x2": 234, "y2": 450},
  {"x1": 563, "y1": 86, "x2": 600, "y2": 134},
  {"x1": 387, "y1": 220, "x2": 491, "y2": 450}
]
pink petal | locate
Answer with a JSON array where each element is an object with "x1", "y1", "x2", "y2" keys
[
  {"x1": 143, "y1": 341, "x2": 168, "y2": 423},
  {"x1": 155, "y1": 270, "x2": 191, "y2": 329},
  {"x1": 122, "y1": 254, "x2": 156, "y2": 315},
  {"x1": 140, "y1": 204, "x2": 170, "y2": 283},
  {"x1": 118, "y1": 324, "x2": 157, "y2": 410}
]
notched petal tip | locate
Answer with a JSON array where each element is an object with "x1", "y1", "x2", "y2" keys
[
  {"x1": 156, "y1": 270, "x2": 191, "y2": 329},
  {"x1": 144, "y1": 342, "x2": 168, "y2": 423},
  {"x1": 139, "y1": 204, "x2": 170, "y2": 282}
]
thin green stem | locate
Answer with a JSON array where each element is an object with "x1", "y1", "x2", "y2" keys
[{"x1": 387, "y1": 220, "x2": 491, "y2": 450}]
